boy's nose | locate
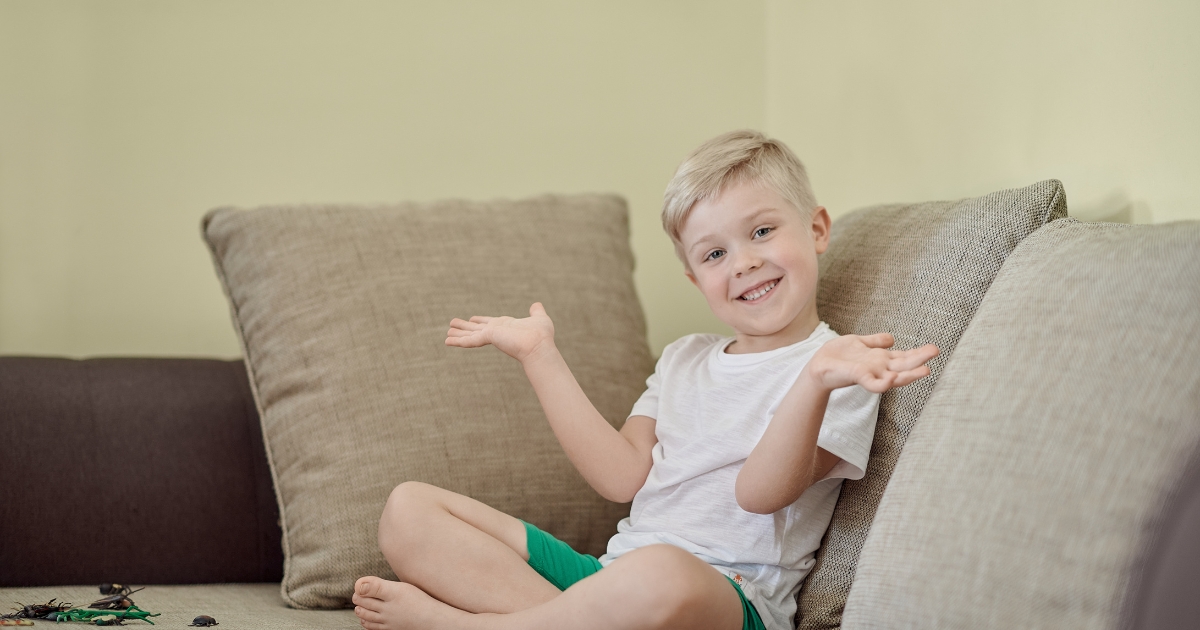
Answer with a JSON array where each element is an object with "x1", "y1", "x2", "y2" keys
[{"x1": 734, "y1": 256, "x2": 761, "y2": 277}]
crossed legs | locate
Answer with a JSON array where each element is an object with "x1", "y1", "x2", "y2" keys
[{"x1": 353, "y1": 481, "x2": 744, "y2": 630}]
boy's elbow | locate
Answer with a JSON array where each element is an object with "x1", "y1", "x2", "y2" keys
[
  {"x1": 736, "y1": 494, "x2": 775, "y2": 515},
  {"x1": 599, "y1": 478, "x2": 641, "y2": 504},
  {"x1": 607, "y1": 488, "x2": 637, "y2": 504},
  {"x1": 734, "y1": 483, "x2": 775, "y2": 515},
  {"x1": 736, "y1": 478, "x2": 806, "y2": 515}
]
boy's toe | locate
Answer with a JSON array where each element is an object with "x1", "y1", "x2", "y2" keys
[
  {"x1": 356, "y1": 576, "x2": 385, "y2": 599},
  {"x1": 355, "y1": 605, "x2": 384, "y2": 623},
  {"x1": 356, "y1": 575, "x2": 409, "y2": 603}
]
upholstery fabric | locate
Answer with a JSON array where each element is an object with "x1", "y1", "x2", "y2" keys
[
  {"x1": 797, "y1": 180, "x2": 1067, "y2": 629},
  {"x1": 1122, "y1": 447, "x2": 1200, "y2": 629},
  {"x1": 842, "y1": 220, "x2": 1200, "y2": 629},
  {"x1": 0, "y1": 584, "x2": 357, "y2": 629},
  {"x1": 0, "y1": 357, "x2": 281, "y2": 586},
  {"x1": 203, "y1": 195, "x2": 654, "y2": 608}
]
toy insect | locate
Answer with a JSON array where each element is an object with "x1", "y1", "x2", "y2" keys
[
  {"x1": 189, "y1": 615, "x2": 219, "y2": 626},
  {"x1": 90, "y1": 587, "x2": 144, "y2": 610},
  {"x1": 2, "y1": 598, "x2": 72, "y2": 619},
  {"x1": 53, "y1": 606, "x2": 159, "y2": 625},
  {"x1": 99, "y1": 584, "x2": 134, "y2": 597}
]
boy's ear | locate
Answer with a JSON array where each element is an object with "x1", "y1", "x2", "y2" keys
[
  {"x1": 811, "y1": 206, "x2": 832, "y2": 255},
  {"x1": 685, "y1": 270, "x2": 699, "y2": 287}
]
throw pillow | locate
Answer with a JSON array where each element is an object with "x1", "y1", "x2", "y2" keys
[
  {"x1": 203, "y1": 194, "x2": 654, "y2": 608},
  {"x1": 842, "y1": 219, "x2": 1200, "y2": 628},
  {"x1": 797, "y1": 180, "x2": 1067, "y2": 628}
]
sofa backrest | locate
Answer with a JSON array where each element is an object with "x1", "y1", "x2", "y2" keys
[
  {"x1": 0, "y1": 357, "x2": 282, "y2": 586},
  {"x1": 842, "y1": 219, "x2": 1200, "y2": 629}
]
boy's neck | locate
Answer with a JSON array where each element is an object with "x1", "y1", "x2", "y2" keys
[{"x1": 724, "y1": 309, "x2": 822, "y2": 355}]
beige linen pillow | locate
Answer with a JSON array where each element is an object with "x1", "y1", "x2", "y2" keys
[
  {"x1": 797, "y1": 180, "x2": 1067, "y2": 629},
  {"x1": 842, "y1": 219, "x2": 1200, "y2": 628},
  {"x1": 203, "y1": 194, "x2": 654, "y2": 609}
]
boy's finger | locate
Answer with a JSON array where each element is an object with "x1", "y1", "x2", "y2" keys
[
  {"x1": 469, "y1": 316, "x2": 493, "y2": 323},
  {"x1": 891, "y1": 366, "x2": 932, "y2": 387},
  {"x1": 910, "y1": 343, "x2": 940, "y2": 360},
  {"x1": 859, "y1": 333, "x2": 895, "y2": 349},
  {"x1": 445, "y1": 335, "x2": 487, "y2": 348},
  {"x1": 887, "y1": 351, "x2": 933, "y2": 372},
  {"x1": 446, "y1": 328, "x2": 476, "y2": 337},
  {"x1": 861, "y1": 373, "x2": 895, "y2": 393},
  {"x1": 530, "y1": 302, "x2": 547, "y2": 317}
]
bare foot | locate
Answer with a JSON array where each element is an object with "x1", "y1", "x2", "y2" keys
[{"x1": 353, "y1": 576, "x2": 472, "y2": 630}]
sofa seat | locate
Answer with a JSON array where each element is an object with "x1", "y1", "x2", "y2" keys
[{"x1": 0, "y1": 585, "x2": 358, "y2": 629}]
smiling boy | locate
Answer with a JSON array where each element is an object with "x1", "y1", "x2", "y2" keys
[{"x1": 352, "y1": 130, "x2": 939, "y2": 630}]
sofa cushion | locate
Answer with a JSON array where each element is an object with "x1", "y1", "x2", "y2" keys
[
  {"x1": 0, "y1": 584, "x2": 356, "y2": 629},
  {"x1": 798, "y1": 180, "x2": 1067, "y2": 629},
  {"x1": 203, "y1": 195, "x2": 654, "y2": 608},
  {"x1": 1123, "y1": 448, "x2": 1200, "y2": 629},
  {"x1": 842, "y1": 219, "x2": 1200, "y2": 628},
  {"x1": 0, "y1": 357, "x2": 281, "y2": 587}
]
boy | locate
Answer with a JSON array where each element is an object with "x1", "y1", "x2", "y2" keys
[{"x1": 352, "y1": 130, "x2": 939, "y2": 630}]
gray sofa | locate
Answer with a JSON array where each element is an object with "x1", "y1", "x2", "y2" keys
[{"x1": 3, "y1": 187, "x2": 1197, "y2": 629}]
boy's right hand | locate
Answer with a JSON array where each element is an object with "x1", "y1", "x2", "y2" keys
[
  {"x1": 805, "y1": 333, "x2": 939, "y2": 394},
  {"x1": 445, "y1": 302, "x2": 556, "y2": 364}
]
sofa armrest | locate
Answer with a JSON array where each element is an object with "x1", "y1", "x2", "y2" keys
[{"x1": 0, "y1": 357, "x2": 282, "y2": 586}]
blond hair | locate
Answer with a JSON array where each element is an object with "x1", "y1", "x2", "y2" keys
[{"x1": 662, "y1": 130, "x2": 818, "y2": 251}]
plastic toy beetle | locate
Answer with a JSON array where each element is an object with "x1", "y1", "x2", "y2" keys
[
  {"x1": 2, "y1": 599, "x2": 72, "y2": 620},
  {"x1": 90, "y1": 586, "x2": 143, "y2": 610},
  {"x1": 189, "y1": 615, "x2": 219, "y2": 627}
]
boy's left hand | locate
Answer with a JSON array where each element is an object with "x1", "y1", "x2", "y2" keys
[{"x1": 805, "y1": 334, "x2": 939, "y2": 394}]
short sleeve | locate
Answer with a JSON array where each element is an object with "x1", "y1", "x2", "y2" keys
[
  {"x1": 628, "y1": 359, "x2": 662, "y2": 420},
  {"x1": 628, "y1": 335, "x2": 699, "y2": 421},
  {"x1": 816, "y1": 384, "x2": 880, "y2": 481}
]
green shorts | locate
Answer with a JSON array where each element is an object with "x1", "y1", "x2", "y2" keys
[{"x1": 521, "y1": 520, "x2": 766, "y2": 630}]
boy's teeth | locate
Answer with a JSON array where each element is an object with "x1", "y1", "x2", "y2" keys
[{"x1": 740, "y1": 280, "x2": 777, "y2": 301}]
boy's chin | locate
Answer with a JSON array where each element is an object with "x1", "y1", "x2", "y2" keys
[
  {"x1": 726, "y1": 311, "x2": 817, "y2": 340},
  {"x1": 726, "y1": 320, "x2": 792, "y2": 338}
]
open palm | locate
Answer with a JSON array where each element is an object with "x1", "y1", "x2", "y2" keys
[
  {"x1": 809, "y1": 333, "x2": 940, "y2": 393},
  {"x1": 445, "y1": 302, "x2": 556, "y2": 363}
]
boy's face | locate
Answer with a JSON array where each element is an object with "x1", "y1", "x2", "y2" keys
[{"x1": 679, "y1": 179, "x2": 831, "y2": 351}]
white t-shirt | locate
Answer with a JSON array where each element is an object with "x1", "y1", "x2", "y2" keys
[{"x1": 597, "y1": 323, "x2": 879, "y2": 630}]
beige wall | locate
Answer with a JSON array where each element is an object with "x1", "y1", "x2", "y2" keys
[
  {"x1": 0, "y1": 0, "x2": 761, "y2": 357},
  {"x1": 765, "y1": 0, "x2": 1200, "y2": 224},
  {"x1": 3, "y1": 1, "x2": 1197, "y2": 359}
]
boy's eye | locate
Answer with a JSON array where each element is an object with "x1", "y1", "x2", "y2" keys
[
  {"x1": 754, "y1": 227, "x2": 773, "y2": 238},
  {"x1": 705, "y1": 249, "x2": 725, "y2": 262}
]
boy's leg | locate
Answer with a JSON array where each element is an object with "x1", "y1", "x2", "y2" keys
[
  {"x1": 372, "y1": 481, "x2": 561, "y2": 613},
  {"x1": 354, "y1": 543, "x2": 745, "y2": 630}
]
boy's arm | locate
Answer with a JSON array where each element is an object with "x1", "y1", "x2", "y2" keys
[
  {"x1": 735, "y1": 333, "x2": 939, "y2": 515},
  {"x1": 447, "y1": 302, "x2": 656, "y2": 503}
]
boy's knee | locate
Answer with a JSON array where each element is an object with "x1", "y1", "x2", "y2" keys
[
  {"x1": 616, "y1": 545, "x2": 712, "y2": 624},
  {"x1": 379, "y1": 481, "x2": 437, "y2": 543},
  {"x1": 385, "y1": 480, "x2": 433, "y2": 509}
]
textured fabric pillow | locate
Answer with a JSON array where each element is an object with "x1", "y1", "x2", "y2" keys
[
  {"x1": 842, "y1": 219, "x2": 1200, "y2": 629},
  {"x1": 797, "y1": 180, "x2": 1067, "y2": 629},
  {"x1": 203, "y1": 194, "x2": 654, "y2": 609}
]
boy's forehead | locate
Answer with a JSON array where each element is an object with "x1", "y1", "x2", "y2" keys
[{"x1": 680, "y1": 187, "x2": 794, "y2": 245}]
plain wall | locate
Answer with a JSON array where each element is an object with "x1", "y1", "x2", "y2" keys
[
  {"x1": 765, "y1": 0, "x2": 1200, "y2": 224},
  {"x1": 3, "y1": 1, "x2": 1198, "y2": 358},
  {"x1": 0, "y1": 0, "x2": 761, "y2": 357}
]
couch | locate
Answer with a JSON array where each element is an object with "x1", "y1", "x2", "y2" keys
[{"x1": 2, "y1": 186, "x2": 1197, "y2": 629}]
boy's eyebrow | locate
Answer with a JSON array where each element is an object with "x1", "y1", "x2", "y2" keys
[{"x1": 685, "y1": 207, "x2": 783, "y2": 256}]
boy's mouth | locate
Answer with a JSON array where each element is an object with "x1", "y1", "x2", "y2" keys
[{"x1": 738, "y1": 279, "x2": 779, "y2": 301}]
